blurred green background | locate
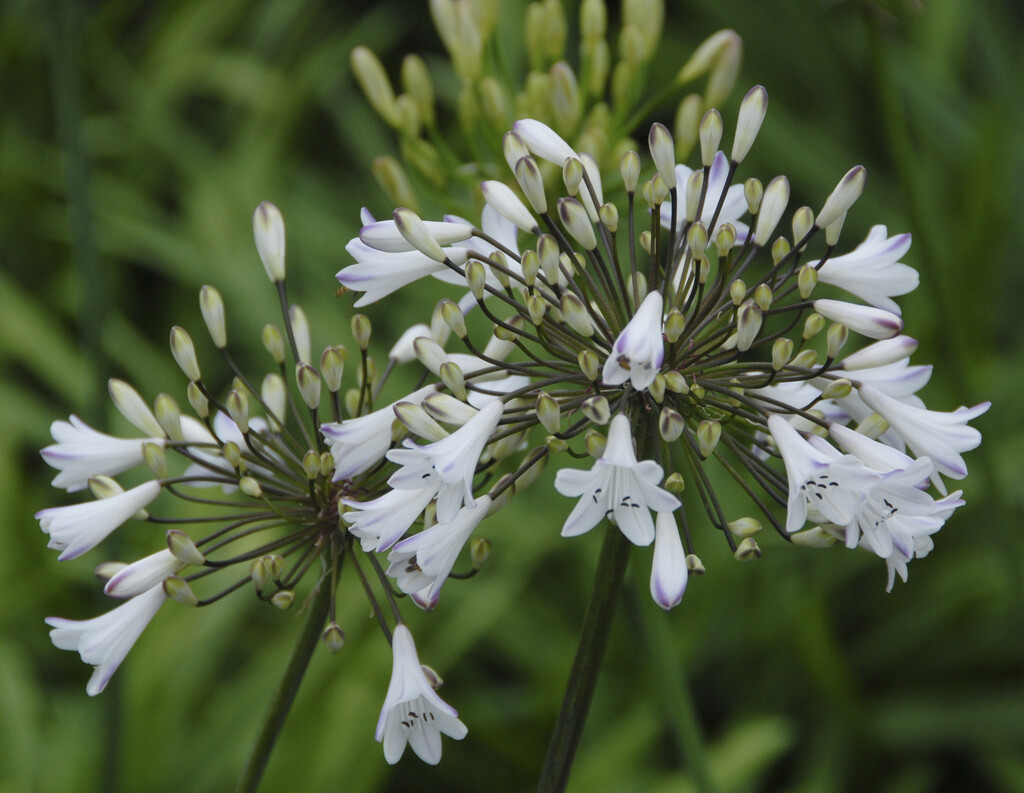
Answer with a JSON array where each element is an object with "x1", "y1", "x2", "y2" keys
[{"x1": 2, "y1": 0, "x2": 1022, "y2": 791}]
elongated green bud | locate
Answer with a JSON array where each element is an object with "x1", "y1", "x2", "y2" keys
[
  {"x1": 199, "y1": 285, "x2": 226, "y2": 348},
  {"x1": 351, "y1": 314, "x2": 371, "y2": 350},
  {"x1": 439, "y1": 361, "x2": 467, "y2": 401},
  {"x1": 826, "y1": 323, "x2": 849, "y2": 359},
  {"x1": 167, "y1": 529, "x2": 205, "y2": 565},
  {"x1": 560, "y1": 292, "x2": 595, "y2": 336},
  {"x1": 109, "y1": 379, "x2": 164, "y2": 438},
  {"x1": 163, "y1": 576, "x2": 198, "y2": 606},
  {"x1": 295, "y1": 363, "x2": 321, "y2": 409},
  {"x1": 186, "y1": 381, "x2": 208, "y2": 419},
  {"x1": 772, "y1": 338, "x2": 794, "y2": 370},
  {"x1": 321, "y1": 346, "x2": 346, "y2": 393},
  {"x1": 351, "y1": 46, "x2": 399, "y2": 126},
  {"x1": 697, "y1": 419, "x2": 721, "y2": 458},
  {"x1": 699, "y1": 109, "x2": 723, "y2": 167},
  {"x1": 262, "y1": 324, "x2": 286, "y2": 364},
  {"x1": 227, "y1": 389, "x2": 249, "y2": 434},
  {"x1": 536, "y1": 391, "x2": 561, "y2": 434},
  {"x1": 154, "y1": 394, "x2": 183, "y2": 441},
  {"x1": 620, "y1": 150, "x2": 641, "y2": 194}
]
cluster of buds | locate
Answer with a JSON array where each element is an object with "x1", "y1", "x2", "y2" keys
[{"x1": 351, "y1": 0, "x2": 742, "y2": 214}]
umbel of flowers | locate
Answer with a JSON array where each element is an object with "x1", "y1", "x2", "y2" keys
[{"x1": 38, "y1": 89, "x2": 989, "y2": 777}]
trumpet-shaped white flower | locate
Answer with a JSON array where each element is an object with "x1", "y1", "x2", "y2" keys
[
  {"x1": 812, "y1": 225, "x2": 917, "y2": 314},
  {"x1": 41, "y1": 416, "x2": 164, "y2": 493},
  {"x1": 650, "y1": 511, "x2": 688, "y2": 610},
  {"x1": 104, "y1": 549, "x2": 184, "y2": 599},
  {"x1": 387, "y1": 400, "x2": 504, "y2": 522},
  {"x1": 555, "y1": 414, "x2": 680, "y2": 545},
  {"x1": 879, "y1": 491, "x2": 963, "y2": 591},
  {"x1": 602, "y1": 292, "x2": 665, "y2": 392},
  {"x1": 343, "y1": 485, "x2": 438, "y2": 553},
  {"x1": 337, "y1": 246, "x2": 469, "y2": 307},
  {"x1": 767, "y1": 415, "x2": 879, "y2": 535},
  {"x1": 376, "y1": 624, "x2": 467, "y2": 765},
  {"x1": 46, "y1": 584, "x2": 166, "y2": 696},
  {"x1": 858, "y1": 384, "x2": 989, "y2": 491},
  {"x1": 387, "y1": 496, "x2": 491, "y2": 604},
  {"x1": 37, "y1": 480, "x2": 162, "y2": 561},
  {"x1": 322, "y1": 386, "x2": 436, "y2": 480}
]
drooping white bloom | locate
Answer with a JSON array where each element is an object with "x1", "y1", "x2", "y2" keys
[
  {"x1": 602, "y1": 292, "x2": 665, "y2": 391},
  {"x1": 46, "y1": 584, "x2": 166, "y2": 696},
  {"x1": 813, "y1": 299, "x2": 903, "y2": 339},
  {"x1": 37, "y1": 481, "x2": 162, "y2": 561},
  {"x1": 387, "y1": 400, "x2": 504, "y2": 522},
  {"x1": 337, "y1": 246, "x2": 470, "y2": 307},
  {"x1": 661, "y1": 152, "x2": 749, "y2": 238},
  {"x1": 376, "y1": 624, "x2": 467, "y2": 765},
  {"x1": 387, "y1": 496, "x2": 491, "y2": 604},
  {"x1": 858, "y1": 384, "x2": 989, "y2": 491},
  {"x1": 839, "y1": 335, "x2": 919, "y2": 370},
  {"x1": 555, "y1": 414, "x2": 680, "y2": 545},
  {"x1": 104, "y1": 549, "x2": 184, "y2": 599},
  {"x1": 812, "y1": 226, "x2": 917, "y2": 314},
  {"x1": 322, "y1": 385, "x2": 436, "y2": 480},
  {"x1": 880, "y1": 490, "x2": 963, "y2": 591},
  {"x1": 650, "y1": 511, "x2": 688, "y2": 610},
  {"x1": 343, "y1": 486, "x2": 439, "y2": 553},
  {"x1": 767, "y1": 415, "x2": 879, "y2": 535},
  {"x1": 41, "y1": 415, "x2": 164, "y2": 493}
]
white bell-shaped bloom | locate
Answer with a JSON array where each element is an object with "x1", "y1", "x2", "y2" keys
[
  {"x1": 46, "y1": 584, "x2": 166, "y2": 696},
  {"x1": 555, "y1": 414, "x2": 680, "y2": 545},
  {"x1": 602, "y1": 292, "x2": 665, "y2": 392},
  {"x1": 386, "y1": 400, "x2": 504, "y2": 522},
  {"x1": 650, "y1": 511, "x2": 688, "y2": 610},
  {"x1": 858, "y1": 384, "x2": 989, "y2": 491},
  {"x1": 41, "y1": 415, "x2": 164, "y2": 493},
  {"x1": 767, "y1": 415, "x2": 879, "y2": 535},
  {"x1": 376, "y1": 624, "x2": 467, "y2": 765},
  {"x1": 387, "y1": 496, "x2": 491, "y2": 604},
  {"x1": 343, "y1": 485, "x2": 439, "y2": 553},
  {"x1": 37, "y1": 480, "x2": 162, "y2": 561},
  {"x1": 812, "y1": 225, "x2": 917, "y2": 314}
]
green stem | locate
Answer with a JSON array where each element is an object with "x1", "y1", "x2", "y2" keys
[
  {"x1": 234, "y1": 578, "x2": 332, "y2": 793},
  {"x1": 536, "y1": 524, "x2": 632, "y2": 793}
]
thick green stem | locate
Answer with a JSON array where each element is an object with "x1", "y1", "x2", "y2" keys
[
  {"x1": 234, "y1": 579, "x2": 332, "y2": 793},
  {"x1": 536, "y1": 524, "x2": 632, "y2": 793}
]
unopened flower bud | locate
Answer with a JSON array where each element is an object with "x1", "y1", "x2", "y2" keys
[
  {"x1": 736, "y1": 300, "x2": 762, "y2": 352},
  {"x1": 729, "y1": 278, "x2": 747, "y2": 305},
  {"x1": 294, "y1": 363, "x2": 321, "y2": 409},
  {"x1": 351, "y1": 314, "x2": 371, "y2": 350},
  {"x1": 199, "y1": 285, "x2": 226, "y2": 348},
  {"x1": 650, "y1": 173, "x2": 669, "y2": 206},
  {"x1": 598, "y1": 202, "x2": 618, "y2": 233},
  {"x1": 471, "y1": 538, "x2": 492, "y2": 570},
  {"x1": 684, "y1": 169, "x2": 704, "y2": 224},
  {"x1": 674, "y1": 93, "x2": 702, "y2": 160},
  {"x1": 771, "y1": 237, "x2": 791, "y2": 265},
  {"x1": 154, "y1": 394, "x2": 183, "y2": 441},
  {"x1": 166, "y1": 529, "x2": 204, "y2": 566},
  {"x1": 620, "y1": 150, "x2": 641, "y2": 193},
  {"x1": 816, "y1": 165, "x2": 867, "y2": 228},
  {"x1": 727, "y1": 518, "x2": 762, "y2": 538},
  {"x1": 350, "y1": 46, "x2": 399, "y2": 126},
  {"x1": 744, "y1": 177, "x2": 763, "y2": 215},
  {"x1": 109, "y1": 379, "x2": 163, "y2": 438},
  {"x1": 790, "y1": 527, "x2": 839, "y2": 548},
  {"x1": 186, "y1": 381, "x2": 208, "y2": 419},
  {"x1": 502, "y1": 130, "x2": 530, "y2": 173},
  {"x1": 439, "y1": 361, "x2": 467, "y2": 401},
  {"x1": 557, "y1": 197, "x2": 597, "y2": 250},
  {"x1": 262, "y1": 324, "x2": 286, "y2": 364},
  {"x1": 560, "y1": 292, "x2": 595, "y2": 336},
  {"x1": 803, "y1": 313, "x2": 825, "y2": 340},
  {"x1": 227, "y1": 389, "x2": 249, "y2": 433},
  {"x1": 253, "y1": 201, "x2": 286, "y2": 282},
  {"x1": 820, "y1": 377, "x2": 853, "y2": 400},
  {"x1": 754, "y1": 176, "x2": 790, "y2": 247},
  {"x1": 664, "y1": 371, "x2": 689, "y2": 394},
  {"x1": 163, "y1": 576, "x2": 198, "y2": 607},
  {"x1": 547, "y1": 435, "x2": 569, "y2": 453},
  {"x1": 855, "y1": 412, "x2": 890, "y2": 439},
  {"x1": 513, "y1": 157, "x2": 547, "y2": 215},
  {"x1": 716, "y1": 223, "x2": 736, "y2": 255},
  {"x1": 826, "y1": 323, "x2": 849, "y2": 359},
  {"x1": 584, "y1": 427, "x2": 607, "y2": 457},
  {"x1": 791, "y1": 349, "x2": 819, "y2": 369},
  {"x1": 438, "y1": 298, "x2": 467, "y2": 339},
  {"x1": 687, "y1": 222, "x2": 708, "y2": 260},
  {"x1": 699, "y1": 109, "x2": 723, "y2": 167},
  {"x1": 734, "y1": 537, "x2": 761, "y2": 560},
  {"x1": 649, "y1": 374, "x2": 666, "y2": 402},
  {"x1": 526, "y1": 293, "x2": 547, "y2": 326},
  {"x1": 482, "y1": 180, "x2": 538, "y2": 233},
  {"x1": 825, "y1": 212, "x2": 846, "y2": 246},
  {"x1": 731, "y1": 84, "x2": 768, "y2": 163},
  {"x1": 659, "y1": 407, "x2": 684, "y2": 442},
  {"x1": 578, "y1": 349, "x2": 600, "y2": 381},
  {"x1": 792, "y1": 205, "x2": 814, "y2": 247},
  {"x1": 686, "y1": 553, "x2": 705, "y2": 574},
  {"x1": 536, "y1": 392, "x2": 561, "y2": 434},
  {"x1": 302, "y1": 450, "x2": 322, "y2": 480},
  {"x1": 813, "y1": 299, "x2": 902, "y2": 339},
  {"x1": 840, "y1": 335, "x2": 919, "y2": 370},
  {"x1": 697, "y1": 419, "x2": 721, "y2": 458},
  {"x1": 142, "y1": 442, "x2": 167, "y2": 479},
  {"x1": 665, "y1": 308, "x2": 686, "y2": 343},
  {"x1": 753, "y1": 283, "x2": 773, "y2": 311},
  {"x1": 322, "y1": 621, "x2": 346, "y2": 654},
  {"x1": 772, "y1": 338, "x2": 794, "y2": 370},
  {"x1": 562, "y1": 157, "x2": 583, "y2": 196},
  {"x1": 393, "y1": 207, "x2": 446, "y2": 262},
  {"x1": 648, "y1": 122, "x2": 677, "y2": 189},
  {"x1": 320, "y1": 346, "x2": 346, "y2": 393},
  {"x1": 798, "y1": 265, "x2": 818, "y2": 298},
  {"x1": 239, "y1": 476, "x2": 262, "y2": 498},
  {"x1": 665, "y1": 472, "x2": 686, "y2": 493},
  {"x1": 581, "y1": 395, "x2": 611, "y2": 425},
  {"x1": 271, "y1": 590, "x2": 294, "y2": 610}
]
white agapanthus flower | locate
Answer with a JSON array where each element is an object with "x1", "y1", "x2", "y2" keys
[
  {"x1": 601, "y1": 292, "x2": 666, "y2": 391},
  {"x1": 811, "y1": 225, "x2": 917, "y2": 314},
  {"x1": 41, "y1": 415, "x2": 165, "y2": 493},
  {"x1": 555, "y1": 414, "x2": 680, "y2": 546},
  {"x1": 37, "y1": 480, "x2": 162, "y2": 561},
  {"x1": 46, "y1": 584, "x2": 166, "y2": 696},
  {"x1": 104, "y1": 549, "x2": 184, "y2": 599},
  {"x1": 376, "y1": 624, "x2": 467, "y2": 765}
]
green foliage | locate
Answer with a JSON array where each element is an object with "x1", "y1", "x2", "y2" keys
[{"x1": 1, "y1": 0, "x2": 1020, "y2": 791}]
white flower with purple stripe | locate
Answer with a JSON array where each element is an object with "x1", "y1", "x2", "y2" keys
[
  {"x1": 812, "y1": 225, "x2": 917, "y2": 314},
  {"x1": 41, "y1": 416, "x2": 165, "y2": 493},
  {"x1": 602, "y1": 292, "x2": 665, "y2": 392}
]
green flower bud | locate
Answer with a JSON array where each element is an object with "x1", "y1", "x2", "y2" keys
[
  {"x1": 143, "y1": 442, "x2": 167, "y2": 479},
  {"x1": 620, "y1": 150, "x2": 641, "y2": 194},
  {"x1": 351, "y1": 314, "x2": 371, "y2": 351},
  {"x1": 699, "y1": 108, "x2": 723, "y2": 167},
  {"x1": 803, "y1": 313, "x2": 825, "y2": 340},
  {"x1": 271, "y1": 590, "x2": 294, "y2": 610},
  {"x1": 239, "y1": 476, "x2": 262, "y2": 499},
  {"x1": 734, "y1": 537, "x2": 761, "y2": 560},
  {"x1": 163, "y1": 576, "x2": 198, "y2": 607},
  {"x1": 798, "y1": 264, "x2": 818, "y2": 298},
  {"x1": 471, "y1": 537, "x2": 492, "y2": 570},
  {"x1": 109, "y1": 379, "x2": 164, "y2": 438},
  {"x1": 727, "y1": 517, "x2": 762, "y2": 538},
  {"x1": 659, "y1": 407, "x2": 684, "y2": 442},
  {"x1": 743, "y1": 177, "x2": 763, "y2": 215},
  {"x1": 320, "y1": 345, "x2": 346, "y2": 393},
  {"x1": 186, "y1": 381, "x2": 209, "y2": 420},
  {"x1": 227, "y1": 389, "x2": 249, "y2": 434},
  {"x1": 322, "y1": 621, "x2": 346, "y2": 654},
  {"x1": 584, "y1": 428, "x2": 606, "y2": 458},
  {"x1": 167, "y1": 529, "x2": 205, "y2": 566},
  {"x1": 199, "y1": 285, "x2": 227, "y2": 349},
  {"x1": 439, "y1": 361, "x2": 467, "y2": 401},
  {"x1": 350, "y1": 46, "x2": 399, "y2": 126},
  {"x1": 262, "y1": 324, "x2": 286, "y2": 364},
  {"x1": 578, "y1": 349, "x2": 601, "y2": 381},
  {"x1": 826, "y1": 323, "x2": 849, "y2": 360},
  {"x1": 154, "y1": 394, "x2": 183, "y2": 441},
  {"x1": 772, "y1": 338, "x2": 794, "y2": 370},
  {"x1": 697, "y1": 419, "x2": 721, "y2": 458},
  {"x1": 536, "y1": 391, "x2": 561, "y2": 434},
  {"x1": 665, "y1": 472, "x2": 686, "y2": 493},
  {"x1": 440, "y1": 298, "x2": 467, "y2": 339},
  {"x1": 581, "y1": 394, "x2": 610, "y2": 425}
]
